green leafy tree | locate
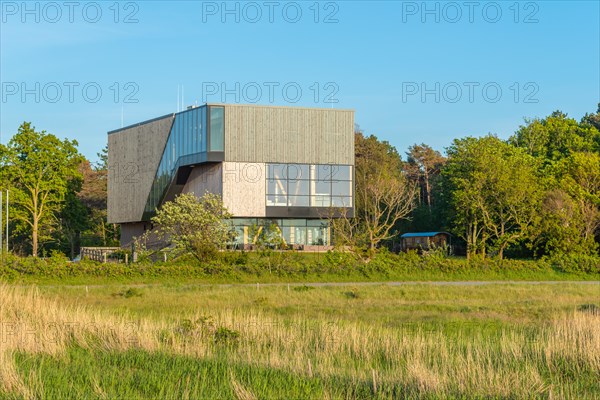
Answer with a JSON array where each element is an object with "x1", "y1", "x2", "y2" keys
[
  {"x1": 511, "y1": 108, "x2": 600, "y2": 256},
  {"x1": 537, "y1": 189, "x2": 588, "y2": 256},
  {"x1": 0, "y1": 122, "x2": 83, "y2": 256},
  {"x1": 443, "y1": 135, "x2": 543, "y2": 259},
  {"x1": 58, "y1": 175, "x2": 89, "y2": 259},
  {"x1": 558, "y1": 152, "x2": 600, "y2": 243},
  {"x1": 150, "y1": 192, "x2": 234, "y2": 262},
  {"x1": 95, "y1": 144, "x2": 108, "y2": 171},
  {"x1": 581, "y1": 103, "x2": 600, "y2": 132},
  {"x1": 536, "y1": 152, "x2": 600, "y2": 255},
  {"x1": 510, "y1": 111, "x2": 599, "y2": 161}
]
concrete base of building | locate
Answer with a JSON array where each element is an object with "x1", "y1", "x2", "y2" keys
[{"x1": 120, "y1": 222, "x2": 150, "y2": 247}]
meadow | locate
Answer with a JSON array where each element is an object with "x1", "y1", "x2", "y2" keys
[{"x1": 1, "y1": 281, "x2": 599, "y2": 399}]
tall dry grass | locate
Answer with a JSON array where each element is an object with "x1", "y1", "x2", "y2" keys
[{"x1": 1, "y1": 284, "x2": 598, "y2": 398}]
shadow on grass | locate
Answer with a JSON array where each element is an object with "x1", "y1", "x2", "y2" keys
[{"x1": 7, "y1": 346, "x2": 490, "y2": 400}]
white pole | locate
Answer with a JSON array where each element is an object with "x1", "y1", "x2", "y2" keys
[
  {"x1": 6, "y1": 190, "x2": 8, "y2": 252},
  {"x1": 0, "y1": 191, "x2": 3, "y2": 253}
]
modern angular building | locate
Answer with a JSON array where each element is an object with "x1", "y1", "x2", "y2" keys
[{"x1": 107, "y1": 104, "x2": 354, "y2": 248}]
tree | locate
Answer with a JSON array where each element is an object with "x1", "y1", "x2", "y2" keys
[
  {"x1": 537, "y1": 189, "x2": 588, "y2": 256},
  {"x1": 441, "y1": 137, "x2": 487, "y2": 258},
  {"x1": 581, "y1": 103, "x2": 600, "y2": 132},
  {"x1": 510, "y1": 111, "x2": 599, "y2": 161},
  {"x1": 405, "y1": 144, "x2": 446, "y2": 209},
  {"x1": 96, "y1": 144, "x2": 108, "y2": 171},
  {"x1": 511, "y1": 108, "x2": 600, "y2": 256},
  {"x1": 334, "y1": 133, "x2": 416, "y2": 255},
  {"x1": 55, "y1": 158, "x2": 119, "y2": 258},
  {"x1": 443, "y1": 135, "x2": 543, "y2": 259},
  {"x1": 558, "y1": 152, "x2": 600, "y2": 242},
  {"x1": 150, "y1": 192, "x2": 233, "y2": 262},
  {"x1": 77, "y1": 159, "x2": 118, "y2": 247},
  {"x1": 0, "y1": 122, "x2": 83, "y2": 256},
  {"x1": 480, "y1": 144, "x2": 543, "y2": 259},
  {"x1": 536, "y1": 152, "x2": 600, "y2": 256},
  {"x1": 58, "y1": 175, "x2": 88, "y2": 259}
]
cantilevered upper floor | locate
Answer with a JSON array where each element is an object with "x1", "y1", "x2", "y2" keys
[{"x1": 107, "y1": 103, "x2": 355, "y2": 225}]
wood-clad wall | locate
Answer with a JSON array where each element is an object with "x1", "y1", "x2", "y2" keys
[
  {"x1": 107, "y1": 115, "x2": 174, "y2": 224},
  {"x1": 222, "y1": 162, "x2": 266, "y2": 217},
  {"x1": 222, "y1": 105, "x2": 354, "y2": 165},
  {"x1": 108, "y1": 105, "x2": 354, "y2": 225}
]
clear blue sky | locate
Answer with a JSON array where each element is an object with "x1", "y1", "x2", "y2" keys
[{"x1": 1, "y1": 1, "x2": 598, "y2": 162}]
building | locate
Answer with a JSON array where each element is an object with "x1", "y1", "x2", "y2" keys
[
  {"x1": 400, "y1": 232, "x2": 452, "y2": 252},
  {"x1": 107, "y1": 103, "x2": 355, "y2": 249}
]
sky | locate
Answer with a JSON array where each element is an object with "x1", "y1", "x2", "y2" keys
[{"x1": 1, "y1": 0, "x2": 599, "y2": 163}]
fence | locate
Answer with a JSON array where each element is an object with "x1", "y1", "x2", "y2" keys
[{"x1": 80, "y1": 247, "x2": 125, "y2": 263}]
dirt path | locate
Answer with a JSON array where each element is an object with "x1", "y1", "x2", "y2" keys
[{"x1": 23, "y1": 280, "x2": 600, "y2": 289}]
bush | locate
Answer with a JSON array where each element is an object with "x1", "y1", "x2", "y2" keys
[
  {"x1": 213, "y1": 327, "x2": 240, "y2": 347},
  {"x1": 1, "y1": 248, "x2": 597, "y2": 282},
  {"x1": 546, "y1": 253, "x2": 600, "y2": 274},
  {"x1": 293, "y1": 285, "x2": 315, "y2": 292},
  {"x1": 113, "y1": 287, "x2": 143, "y2": 298},
  {"x1": 577, "y1": 304, "x2": 600, "y2": 315},
  {"x1": 173, "y1": 316, "x2": 240, "y2": 347}
]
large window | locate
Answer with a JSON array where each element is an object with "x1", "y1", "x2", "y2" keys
[
  {"x1": 144, "y1": 106, "x2": 211, "y2": 214},
  {"x1": 229, "y1": 218, "x2": 330, "y2": 246},
  {"x1": 266, "y1": 163, "x2": 352, "y2": 208},
  {"x1": 209, "y1": 106, "x2": 224, "y2": 151}
]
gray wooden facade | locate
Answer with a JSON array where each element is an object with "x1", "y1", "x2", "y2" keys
[{"x1": 107, "y1": 104, "x2": 355, "y2": 245}]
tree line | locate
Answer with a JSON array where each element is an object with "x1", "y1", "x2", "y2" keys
[
  {"x1": 0, "y1": 106, "x2": 598, "y2": 261},
  {"x1": 344, "y1": 106, "x2": 599, "y2": 261}
]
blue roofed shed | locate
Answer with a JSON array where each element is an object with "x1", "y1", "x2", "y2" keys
[{"x1": 400, "y1": 232, "x2": 451, "y2": 252}]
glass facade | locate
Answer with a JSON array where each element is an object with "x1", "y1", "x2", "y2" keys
[
  {"x1": 266, "y1": 163, "x2": 353, "y2": 208},
  {"x1": 229, "y1": 218, "x2": 330, "y2": 247},
  {"x1": 144, "y1": 105, "x2": 224, "y2": 215},
  {"x1": 209, "y1": 106, "x2": 224, "y2": 151}
]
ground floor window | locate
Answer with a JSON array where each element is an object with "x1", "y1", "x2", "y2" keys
[{"x1": 229, "y1": 218, "x2": 330, "y2": 247}]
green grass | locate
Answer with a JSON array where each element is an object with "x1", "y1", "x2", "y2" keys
[
  {"x1": 9, "y1": 348, "x2": 332, "y2": 400},
  {"x1": 40, "y1": 282, "x2": 599, "y2": 328},
  {"x1": 2, "y1": 282, "x2": 599, "y2": 399}
]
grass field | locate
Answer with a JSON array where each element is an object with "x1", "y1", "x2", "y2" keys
[{"x1": 1, "y1": 282, "x2": 599, "y2": 399}]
